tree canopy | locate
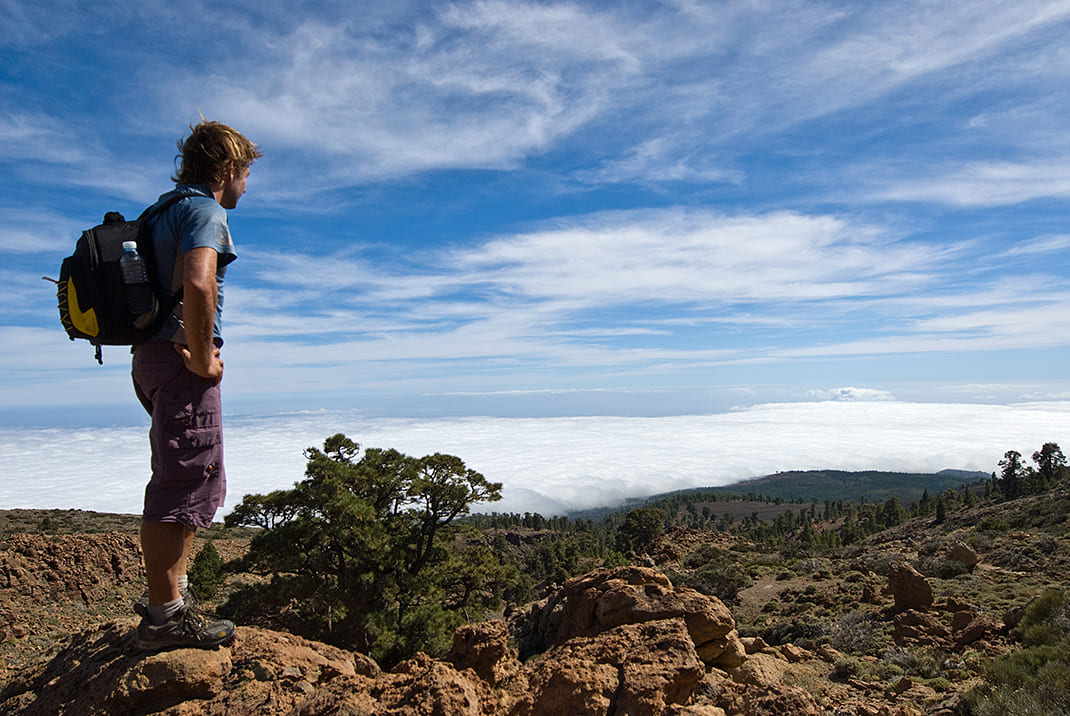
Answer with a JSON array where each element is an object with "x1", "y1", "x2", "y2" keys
[{"x1": 223, "y1": 434, "x2": 509, "y2": 666}]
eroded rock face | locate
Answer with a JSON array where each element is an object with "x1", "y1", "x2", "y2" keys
[
  {"x1": 0, "y1": 533, "x2": 143, "y2": 605},
  {"x1": 507, "y1": 618, "x2": 704, "y2": 716},
  {"x1": 447, "y1": 619, "x2": 521, "y2": 687},
  {"x1": 0, "y1": 618, "x2": 704, "y2": 716}
]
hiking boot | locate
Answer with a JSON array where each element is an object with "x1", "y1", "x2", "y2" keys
[
  {"x1": 132, "y1": 586, "x2": 195, "y2": 618},
  {"x1": 135, "y1": 605, "x2": 235, "y2": 651}
]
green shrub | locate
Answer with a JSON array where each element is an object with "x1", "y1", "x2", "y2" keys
[
  {"x1": 831, "y1": 611, "x2": 880, "y2": 655},
  {"x1": 677, "y1": 544, "x2": 752, "y2": 603},
  {"x1": 964, "y1": 592, "x2": 1070, "y2": 715},
  {"x1": 964, "y1": 644, "x2": 1070, "y2": 715},
  {"x1": 831, "y1": 655, "x2": 901, "y2": 682},
  {"x1": 882, "y1": 647, "x2": 944, "y2": 679},
  {"x1": 924, "y1": 677, "x2": 952, "y2": 692},
  {"x1": 1020, "y1": 589, "x2": 1070, "y2": 647},
  {"x1": 762, "y1": 618, "x2": 825, "y2": 646},
  {"x1": 964, "y1": 688, "x2": 1067, "y2": 716},
  {"x1": 915, "y1": 556, "x2": 969, "y2": 580},
  {"x1": 989, "y1": 545, "x2": 1042, "y2": 571},
  {"x1": 188, "y1": 541, "x2": 226, "y2": 600},
  {"x1": 830, "y1": 656, "x2": 859, "y2": 680},
  {"x1": 864, "y1": 553, "x2": 907, "y2": 576},
  {"x1": 974, "y1": 516, "x2": 1009, "y2": 533}
]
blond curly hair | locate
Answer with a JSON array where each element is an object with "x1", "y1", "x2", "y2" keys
[{"x1": 173, "y1": 120, "x2": 263, "y2": 185}]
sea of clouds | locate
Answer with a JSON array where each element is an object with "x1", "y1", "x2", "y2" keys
[{"x1": 2, "y1": 400, "x2": 1067, "y2": 518}]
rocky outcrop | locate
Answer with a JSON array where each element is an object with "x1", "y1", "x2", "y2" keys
[
  {"x1": 0, "y1": 550, "x2": 997, "y2": 716},
  {"x1": 514, "y1": 566, "x2": 741, "y2": 668},
  {"x1": 1, "y1": 566, "x2": 763, "y2": 716},
  {"x1": 893, "y1": 609, "x2": 950, "y2": 647},
  {"x1": 1, "y1": 532, "x2": 145, "y2": 648},
  {"x1": 0, "y1": 621, "x2": 369, "y2": 716}
]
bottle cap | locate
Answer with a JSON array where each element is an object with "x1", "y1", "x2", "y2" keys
[{"x1": 122, "y1": 241, "x2": 138, "y2": 251}]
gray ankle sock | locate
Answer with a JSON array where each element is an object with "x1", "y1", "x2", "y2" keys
[{"x1": 148, "y1": 597, "x2": 185, "y2": 626}]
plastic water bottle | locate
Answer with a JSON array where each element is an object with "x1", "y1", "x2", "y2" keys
[{"x1": 120, "y1": 241, "x2": 155, "y2": 325}]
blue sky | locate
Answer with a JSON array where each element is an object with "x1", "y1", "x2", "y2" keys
[{"x1": 4, "y1": 0, "x2": 1070, "y2": 426}]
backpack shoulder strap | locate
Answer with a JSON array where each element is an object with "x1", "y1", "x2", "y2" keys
[{"x1": 135, "y1": 188, "x2": 206, "y2": 322}]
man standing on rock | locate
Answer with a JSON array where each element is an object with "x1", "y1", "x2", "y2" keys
[{"x1": 131, "y1": 120, "x2": 261, "y2": 651}]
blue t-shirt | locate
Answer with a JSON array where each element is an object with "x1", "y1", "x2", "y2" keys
[{"x1": 146, "y1": 184, "x2": 237, "y2": 344}]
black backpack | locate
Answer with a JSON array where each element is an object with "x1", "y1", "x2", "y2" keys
[{"x1": 46, "y1": 193, "x2": 191, "y2": 364}]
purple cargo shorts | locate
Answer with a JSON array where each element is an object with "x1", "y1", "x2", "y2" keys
[{"x1": 132, "y1": 341, "x2": 226, "y2": 529}]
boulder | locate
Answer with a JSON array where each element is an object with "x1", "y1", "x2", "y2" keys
[
  {"x1": 888, "y1": 562, "x2": 933, "y2": 612},
  {"x1": 507, "y1": 618, "x2": 704, "y2": 716},
  {"x1": 949, "y1": 610, "x2": 976, "y2": 632},
  {"x1": 777, "y1": 643, "x2": 814, "y2": 663},
  {"x1": 740, "y1": 636, "x2": 771, "y2": 654},
  {"x1": 729, "y1": 651, "x2": 787, "y2": 686},
  {"x1": 711, "y1": 680, "x2": 823, "y2": 716},
  {"x1": 816, "y1": 644, "x2": 844, "y2": 663},
  {"x1": 947, "y1": 543, "x2": 980, "y2": 569},
  {"x1": 707, "y1": 630, "x2": 746, "y2": 669},
  {"x1": 953, "y1": 613, "x2": 996, "y2": 647},
  {"x1": 516, "y1": 566, "x2": 737, "y2": 666}
]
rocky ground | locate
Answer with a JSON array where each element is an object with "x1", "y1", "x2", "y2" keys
[{"x1": 1, "y1": 484, "x2": 1068, "y2": 715}]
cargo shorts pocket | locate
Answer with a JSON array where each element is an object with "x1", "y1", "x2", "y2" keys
[{"x1": 157, "y1": 377, "x2": 223, "y2": 483}]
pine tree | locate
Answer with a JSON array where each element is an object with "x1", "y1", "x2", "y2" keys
[{"x1": 934, "y1": 495, "x2": 947, "y2": 524}]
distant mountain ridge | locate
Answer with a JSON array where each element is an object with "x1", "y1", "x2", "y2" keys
[
  {"x1": 571, "y1": 468, "x2": 989, "y2": 518},
  {"x1": 724, "y1": 468, "x2": 988, "y2": 504}
]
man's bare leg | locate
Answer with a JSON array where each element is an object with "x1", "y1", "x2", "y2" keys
[
  {"x1": 140, "y1": 520, "x2": 194, "y2": 606},
  {"x1": 135, "y1": 519, "x2": 234, "y2": 651}
]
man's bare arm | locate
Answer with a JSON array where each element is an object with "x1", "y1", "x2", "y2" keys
[{"x1": 176, "y1": 246, "x2": 223, "y2": 383}]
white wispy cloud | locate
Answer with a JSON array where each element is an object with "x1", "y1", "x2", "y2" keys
[
  {"x1": 451, "y1": 209, "x2": 938, "y2": 305},
  {"x1": 998, "y1": 234, "x2": 1070, "y2": 257},
  {"x1": 870, "y1": 159, "x2": 1070, "y2": 207},
  {"x1": 7, "y1": 2, "x2": 1070, "y2": 202},
  {"x1": 158, "y1": 205, "x2": 1070, "y2": 390}
]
